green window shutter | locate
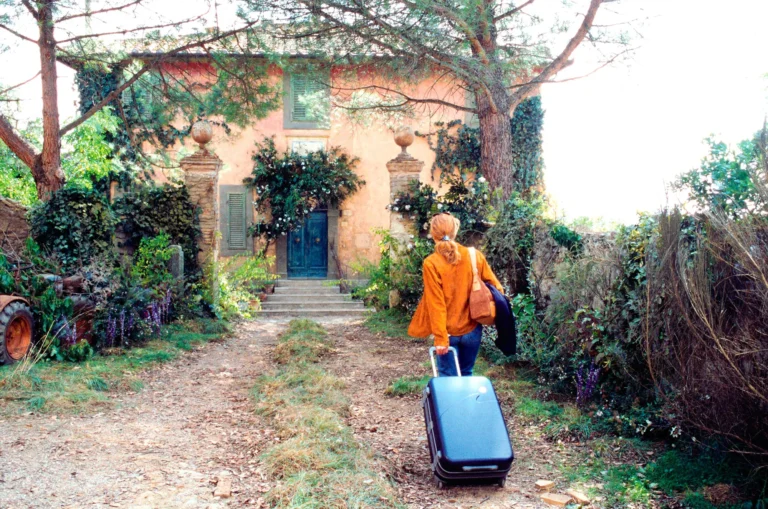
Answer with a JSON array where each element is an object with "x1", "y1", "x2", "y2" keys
[
  {"x1": 227, "y1": 192, "x2": 247, "y2": 250},
  {"x1": 291, "y1": 74, "x2": 310, "y2": 122},
  {"x1": 291, "y1": 73, "x2": 328, "y2": 123}
]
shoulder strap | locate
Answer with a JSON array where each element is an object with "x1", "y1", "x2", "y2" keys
[
  {"x1": 469, "y1": 247, "x2": 479, "y2": 275},
  {"x1": 469, "y1": 247, "x2": 481, "y2": 290}
]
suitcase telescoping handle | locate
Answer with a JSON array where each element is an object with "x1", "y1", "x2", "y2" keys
[{"x1": 428, "y1": 346, "x2": 462, "y2": 377}]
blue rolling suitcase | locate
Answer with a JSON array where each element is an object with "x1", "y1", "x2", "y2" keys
[{"x1": 422, "y1": 347, "x2": 514, "y2": 488}]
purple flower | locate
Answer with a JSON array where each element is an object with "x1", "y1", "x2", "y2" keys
[
  {"x1": 119, "y1": 309, "x2": 126, "y2": 344},
  {"x1": 62, "y1": 322, "x2": 78, "y2": 348},
  {"x1": 106, "y1": 313, "x2": 117, "y2": 348},
  {"x1": 576, "y1": 362, "x2": 600, "y2": 408},
  {"x1": 127, "y1": 314, "x2": 134, "y2": 337}
]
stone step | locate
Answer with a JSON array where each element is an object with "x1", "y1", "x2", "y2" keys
[
  {"x1": 276, "y1": 280, "x2": 338, "y2": 288},
  {"x1": 272, "y1": 286, "x2": 341, "y2": 295},
  {"x1": 261, "y1": 301, "x2": 364, "y2": 311},
  {"x1": 258, "y1": 308, "x2": 371, "y2": 318},
  {"x1": 265, "y1": 294, "x2": 352, "y2": 303}
]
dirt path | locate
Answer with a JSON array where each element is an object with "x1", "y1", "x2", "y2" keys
[
  {"x1": 0, "y1": 320, "x2": 286, "y2": 509},
  {"x1": 325, "y1": 322, "x2": 571, "y2": 509},
  {"x1": 1, "y1": 318, "x2": 574, "y2": 509}
]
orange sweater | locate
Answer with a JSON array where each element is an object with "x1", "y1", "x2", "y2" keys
[{"x1": 408, "y1": 245, "x2": 503, "y2": 347}]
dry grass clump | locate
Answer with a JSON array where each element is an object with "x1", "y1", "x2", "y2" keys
[
  {"x1": 253, "y1": 365, "x2": 348, "y2": 418},
  {"x1": 646, "y1": 210, "x2": 768, "y2": 455},
  {"x1": 266, "y1": 468, "x2": 403, "y2": 509},
  {"x1": 253, "y1": 319, "x2": 402, "y2": 508},
  {"x1": 273, "y1": 319, "x2": 334, "y2": 364}
]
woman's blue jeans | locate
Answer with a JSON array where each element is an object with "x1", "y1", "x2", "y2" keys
[{"x1": 436, "y1": 325, "x2": 483, "y2": 377}]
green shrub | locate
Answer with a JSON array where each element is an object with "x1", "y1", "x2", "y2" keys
[
  {"x1": 550, "y1": 224, "x2": 583, "y2": 254},
  {"x1": 358, "y1": 229, "x2": 433, "y2": 312},
  {"x1": 202, "y1": 254, "x2": 275, "y2": 320},
  {"x1": 113, "y1": 183, "x2": 202, "y2": 273},
  {"x1": 29, "y1": 186, "x2": 117, "y2": 270},
  {"x1": 389, "y1": 173, "x2": 492, "y2": 241},
  {"x1": 483, "y1": 192, "x2": 545, "y2": 294},
  {"x1": 131, "y1": 234, "x2": 174, "y2": 286}
]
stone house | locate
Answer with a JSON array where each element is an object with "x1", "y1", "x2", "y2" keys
[{"x1": 143, "y1": 53, "x2": 471, "y2": 280}]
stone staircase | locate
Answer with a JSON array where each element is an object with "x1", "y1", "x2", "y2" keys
[{"x1": 259, "y1": 279, "x2": 369, "y2": 318}]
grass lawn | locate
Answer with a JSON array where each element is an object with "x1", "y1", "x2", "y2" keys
[{"x1": 0, "y1": 318, "x2": 230, "y2": 415}]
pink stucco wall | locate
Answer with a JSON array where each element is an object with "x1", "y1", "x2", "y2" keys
[{"x1": 159, "y1": 62, "x2": 465, "y2": 272}]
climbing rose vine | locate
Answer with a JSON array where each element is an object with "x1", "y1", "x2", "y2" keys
[{"x1": 244, "y1": 138, "x2": 364, "y2": 248}]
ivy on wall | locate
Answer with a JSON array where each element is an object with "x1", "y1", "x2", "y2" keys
[
  {"x1": 389, "y1": 175, "x2": 491, "y2": 242},
  {"x1": 29, "y1": 187, "x2": 118, "y2": 269},
  {"x1": 113, "y1": 184, "x2": 202, "y2": 273},
  {"x1": 421, "y1": 96, "x2": 545, "y2": 194}
]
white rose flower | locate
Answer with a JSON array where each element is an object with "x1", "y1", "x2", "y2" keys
[
  {"x1": 405, "y1": 205, "x2": 411, "y2": 210},
  {"x1": 437, "y1": 203, "x2": 443, "y2": 209},
  {"x1": 478, "y1": 176, "x2": 486, "y2": 183},
  {"x1": 393, "y1": 206, "x2": 399, "y2": 211}
]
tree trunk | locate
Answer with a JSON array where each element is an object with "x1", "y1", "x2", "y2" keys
[
  {"x1": 37, "y1": 0, "x2": 65, "y2": 200},
  {"x1": 476, "y1": 79, "x2": 514, "y2": 198}
]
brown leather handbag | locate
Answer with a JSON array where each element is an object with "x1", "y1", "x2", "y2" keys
[{"x1": 468, "y1": 248, "x2": 496, "y2": 326}]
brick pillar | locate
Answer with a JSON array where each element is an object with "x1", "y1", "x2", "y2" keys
[
  {"x1": 180, "y1": 121, "x2": 222, "y2": 305},
  {"x1": 386, "y1": 126, "x2": 424, "y2": 246},
  {"x1": 386, "y1": 127, "x2": 423, "y2": 308},
  {"x1": 180, "y1": 121, "x2": 222, "y2": 266}
]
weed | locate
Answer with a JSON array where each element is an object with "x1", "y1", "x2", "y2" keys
[
  {"x1": 515, "y1": 396, "x2": 564, "y2": 422},
  {"x1": 86, "y1": 376, "x2": 109, "y2": 392},
  {"x1": 385, "y1": 375, "x2": 430, "y2": 396},
  {"x1": 364, "y1": 309, "x2": 413, "y2": 340}
]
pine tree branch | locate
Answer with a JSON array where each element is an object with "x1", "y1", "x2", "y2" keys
[
  {"x1": 0, "y1": 23, "x2": 37, "y2": 44},
  {"x1": 0, "y1": 115, "x2": 39, "y2": 169},
  {"x1": 0, "y1": 72, "x2": 41, "y2": 96},
  {"x1": 398, "y1": 0, "x2": 490, "y2": 65},
  {"x1": 493, "y1": 0, "x2": 536, "y2": 23},
  {"x1": 59, "y1": 21, "x2": 260, "y2": 136},
  {"x1": 57, "y1": 14, "x2": 207, "y2": 44},
  {"x1": 510, "y1": 0, "x2": 604, "y2": 103},
  {"x1": 56, "y1": 0, "x2": 144, "y2": 23},
  {"x1": 20, "y1": 0, "x2": 39, "y2": 18}
]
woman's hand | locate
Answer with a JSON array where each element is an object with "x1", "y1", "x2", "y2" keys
[{"x1": 435, "y1": 345, "x2": 449, "y2": 355}]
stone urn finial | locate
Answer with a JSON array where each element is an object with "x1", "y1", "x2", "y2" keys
[
  {"x1": 191, "y1": 120, "x2": 213, "y2": 151},
  {"x1": 394, "y1": 125, "x2": 415, "y2": 160}
]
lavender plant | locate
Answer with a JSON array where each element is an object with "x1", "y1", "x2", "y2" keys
[{"x1": 576, "y1": 362, "x2": 600, "y2": 408}]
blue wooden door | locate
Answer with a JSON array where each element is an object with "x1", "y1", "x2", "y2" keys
[{"x1": 287, "y1": 211, "x2": 328, "y2": 278}]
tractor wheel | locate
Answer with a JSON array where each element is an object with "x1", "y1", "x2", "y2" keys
[{"x1": 0, "y1": 300, "x2": 34, "y2": 365}]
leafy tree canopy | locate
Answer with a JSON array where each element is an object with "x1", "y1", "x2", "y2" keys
[{"x1": 674, "y1": 128, "x2": 768, "y2": 218}]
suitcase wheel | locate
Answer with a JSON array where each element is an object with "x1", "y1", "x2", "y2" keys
[
  {"x1": 434, "y1": 475, "x2": 446, "y2": 490},
  {"x1": 498, "y1": 478, "x2": 506, "y2": 488}
]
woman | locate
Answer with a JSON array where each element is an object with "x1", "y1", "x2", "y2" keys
[{"x1": 408, "y1": 212, "x2": 503, "y2": 376}]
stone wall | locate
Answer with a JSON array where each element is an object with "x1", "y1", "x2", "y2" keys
[
  {"x1": 530, "y1": 229, "x2": 619, "y2": 309},
  {"x1": 0, "y1": 197, "x2": 30, "y2": 256}
]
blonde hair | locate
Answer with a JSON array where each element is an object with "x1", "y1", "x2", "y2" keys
[{"x1": 430, "y1": 213, "x2": 461, "y2": 265}]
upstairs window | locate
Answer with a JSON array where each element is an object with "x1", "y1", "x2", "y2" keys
[{"x1": 284, "y1": 71, "x2": 330, "y2": 129}]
